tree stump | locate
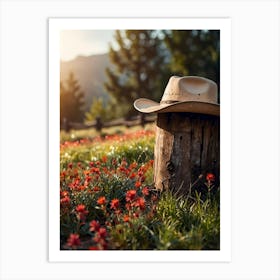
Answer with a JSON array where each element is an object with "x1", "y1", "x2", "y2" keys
[{"x1": 154, "y1": 112, "x2": 220, "y2": 195}]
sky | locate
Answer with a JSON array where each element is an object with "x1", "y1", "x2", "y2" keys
[{"x1": 60, "y1": 30, "x2": 116, "y2": 61}]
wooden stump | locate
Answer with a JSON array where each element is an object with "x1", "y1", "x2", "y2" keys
[{"x1": 154, "y1": 112, "x2": 220, "y2": 195}]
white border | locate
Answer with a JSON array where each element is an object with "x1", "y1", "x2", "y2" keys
[{"x1": 49, "y1": 18, "x2": 231, "y2": 262}]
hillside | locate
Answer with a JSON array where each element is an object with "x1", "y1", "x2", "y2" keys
[{"x1": 60, "y1": 53, "x2": 111, "y2": 111}]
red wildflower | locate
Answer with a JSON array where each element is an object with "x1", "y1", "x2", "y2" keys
[
  {"x1": 129, "y1": 172, "x2": 136, "y2": 179},
  {"x1": 135, "y1": 181, "x2": 142, "y2": 188},
  {"x1": 76, "y1": 204, "x2": 88, "y2": 214},
  {"x1": 129, "y1": 162, "x2": 137, "y2": 169},
  {"x1": 98, "y1": 227, "x2": 107, "y2": 239},
  {"x1": 123, "y1": 215, "x2": 130, "y2": 223},
  {"x1": 67, "y1": 233, "x2": 80, "y2": 248},
  {"x1": 126, "y1": 190, "x2": 137, "y2": 202},
  {"x1": 77, "y1": 185, "x2": 86, "y2": 191},
  {"x1": 89, "y1": 220, "x2": 100, "y2": 232},
  {"x1": 135, "y1": 197, "x2": 146, "y2": 210},
  {"x1": 89, "y1": 246, "x2": 99, "y2": 250},
  {"x1": 60, "y1": 190, "x2": 69, "y2": 197},
  {"x1": 93, "y1": 186, "x2": 100, "y2": 192},
  {"x1": 102, "y1": 156, "x2": 107, "y2": 163},
  {"x1": 140, "y1": 176, "x2": 146, "y2": 183},
  {"x1": 75, "y1": 204, "x2": 89, "y2": 221},
  {"x1": 91, "y1": 167, "x2": 100, "y2": 175},
  {"x1": 110, "y1": 198, "x2": 120, "y2": 210},
  {"x1": 97, "y1": 196, "x2": 106, "y2": 205},
  {"x1": 60, "y1": 196, "x2": 70, "y2": 205},
  {"x1": 206, "y1": 173, "x2": 215, "y2": 182},
  {"x1": 142, "y1": 187, "x2": 149, "y2": 196},
  {"x1": 68, "y1": 163, "x2": 73, "y2": 169}
]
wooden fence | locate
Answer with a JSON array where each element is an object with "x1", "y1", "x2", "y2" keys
[{"x1": 61, "y1": 114, "x2": 157, "y2": 132}]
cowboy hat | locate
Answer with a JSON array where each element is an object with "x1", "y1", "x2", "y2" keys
[{"x1": 134, "y1": 76, "x2": 220, "y2": 116}]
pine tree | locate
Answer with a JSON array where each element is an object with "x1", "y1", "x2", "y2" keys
[
  {"x1": 85, "y1": 98, "x2": 115, "y2": 122},
  {"x1": 164, "y1": 30, "x2": 220, "y2": 88},
  {"x1": 60, "y1": 72, "x2": 85, "y2": 124},
  {"x1": 104, "y1": 30, "x2": 168, "y2": 117}
]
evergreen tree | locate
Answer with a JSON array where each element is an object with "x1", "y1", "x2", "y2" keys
[
  {"x1": 164, "y1": 30, "x2": 220, "y2": 88},
  {"x1": 60, "y1": 72, "x2": 85, "y2": 124},
  {"x1": 85, "y1": 98, "x2": 114, "y2": 122},
  {"x1": 105, "y1": 30, "x2": 168, "y2": 117}
]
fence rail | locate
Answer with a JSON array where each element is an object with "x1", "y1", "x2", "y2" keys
[{"x1": 61, "y1": 114, "x2": 156, "y2": 132}]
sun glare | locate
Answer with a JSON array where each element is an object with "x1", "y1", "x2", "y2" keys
[{"x1": 60, "y1": 30, "x2": 115, "y2": 61}]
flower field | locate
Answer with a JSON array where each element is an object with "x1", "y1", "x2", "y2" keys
[{"x1": 60, "y1": 128, "x2": 220, "y2": 250}]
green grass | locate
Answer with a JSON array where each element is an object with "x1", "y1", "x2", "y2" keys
[{"x1": 60, "y1": 128, "x2": 220, "y2": 250}]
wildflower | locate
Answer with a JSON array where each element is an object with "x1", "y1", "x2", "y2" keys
[
  {"x1": 126, "y1": 190, "x2": 137, "y2": 202},
  {"x1": 134, "y1": 197, "x2": 146, "y2": 210},
  {"x1": 76, "y1": 204, "x2": 88, "y2": 214},
  {"x1": 129, "y1": 172, "x2": 136, "y2": 179},
  {"x1": 135, "y1": 181, "x2": 142, "y2": 188},
  {"x1": 90, "y1": 167, "x2": 100, "y2": 175},
  {"x1": 89, "y1": 220, "x2": 100, "y2": 232},
  {"x1": 77, "y1": 185, "x2": 86, "y2": 191},
  {"x1": 93, "y1": 186, "x2": 100, "y2": 192},
  {"x1": 97, "y1": 196, "x2": 106, "y2": 205},
  {"x1": 67, "y1": 233, "x2": 80, "y2": 248},
  {"x1": 125, "y1": 203, "x2": 132, "y2": 211},
  {"x1": 140, "y1": 176, "x2": 146, "y2": 183},
  {"x1": 110, "y1": 198, "x2": 120, "y2": 210},
  {"x1": 75, "y1": 204, "x2": 89, "y2": 221},
  {"x1": 142, "y1": 187, "x2": 149, "y2": 196},
  {"x1": 206, "y1": 173, "x2": 215, "y2": 182},
  {"x1": 68, "y1": 163, "x2": 73, "y2": 169},
  {"x1": 89, "y1": 246, "x2": 99, "y2": 250},
  {"x1": 60, "y1": 190, "x2": 69, "y2": 197},
  {"x1": 60, "y1": 196, "x2": 70, "y2": 205},
  {"x1": 102, "y1": 156, "x2": 107, "y2": 163},
  {"x1": 98, "y1": 227, "x2": 107, "y2": 239},
  {"x1": 123, "y1": 215, "x2": 130, "y2": 223}
]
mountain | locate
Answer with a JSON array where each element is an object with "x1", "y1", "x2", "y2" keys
[{"x1": 60, "y1": 53, "x2": 111, "y2": 112}]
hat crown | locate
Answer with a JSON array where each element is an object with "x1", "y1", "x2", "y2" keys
[{"x1": 161, "y1": 76, "x2": 218, "y2": 104}]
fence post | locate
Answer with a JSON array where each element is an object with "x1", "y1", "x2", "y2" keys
[
  {"x1": 62, "y1": 118, "x2": 70, "y2": 132},
  {"x1": 154, "y1": 112, "x2": 220, "y2": 195},
  {"x1": 95, "y1": 116, "x2": 103, "y2": 132},
  {"x1": 140, "y1": 114, "x2": 145, "y2": 128}
]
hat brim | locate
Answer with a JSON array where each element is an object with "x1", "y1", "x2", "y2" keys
[{"x1": 134, "y1": 98, "x2": 220, "y2": 116}]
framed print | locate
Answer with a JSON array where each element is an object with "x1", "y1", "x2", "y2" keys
[
  {"x1": 49, "y1": 17, "x2": 231, "y2": 262},
  {"x1": 1, "y1": 0, "x2": 279, "y2": 279}
]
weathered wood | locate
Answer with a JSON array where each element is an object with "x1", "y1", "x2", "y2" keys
[{"x1": 154, "y1": 112, "x2": 220, "y2": 195}]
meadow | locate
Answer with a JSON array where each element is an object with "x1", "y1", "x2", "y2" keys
[{"x1": 60, "y1": 126, "x2": 220, "y2": 250}]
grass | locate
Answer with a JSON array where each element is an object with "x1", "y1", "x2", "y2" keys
[{"x1": 60, "y1": 127, "x2": 220, "y2": 250}]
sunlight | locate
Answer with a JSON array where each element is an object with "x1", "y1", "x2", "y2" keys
[{"x1": 60, "y1": 30, "x2": 115, "y2": 61}]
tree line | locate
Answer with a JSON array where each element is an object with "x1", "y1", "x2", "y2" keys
[{"x1": 60, "y1": 30, "x2": 220, "y2": 125}]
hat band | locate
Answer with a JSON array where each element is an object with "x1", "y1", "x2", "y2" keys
[{"x1": 160, "y1": 100, "x2": 180, "y2": 105}]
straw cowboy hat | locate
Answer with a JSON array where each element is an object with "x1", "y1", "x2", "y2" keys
[{"x1": 134, "y1": 76, "x2": 220, "y2": 116}]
